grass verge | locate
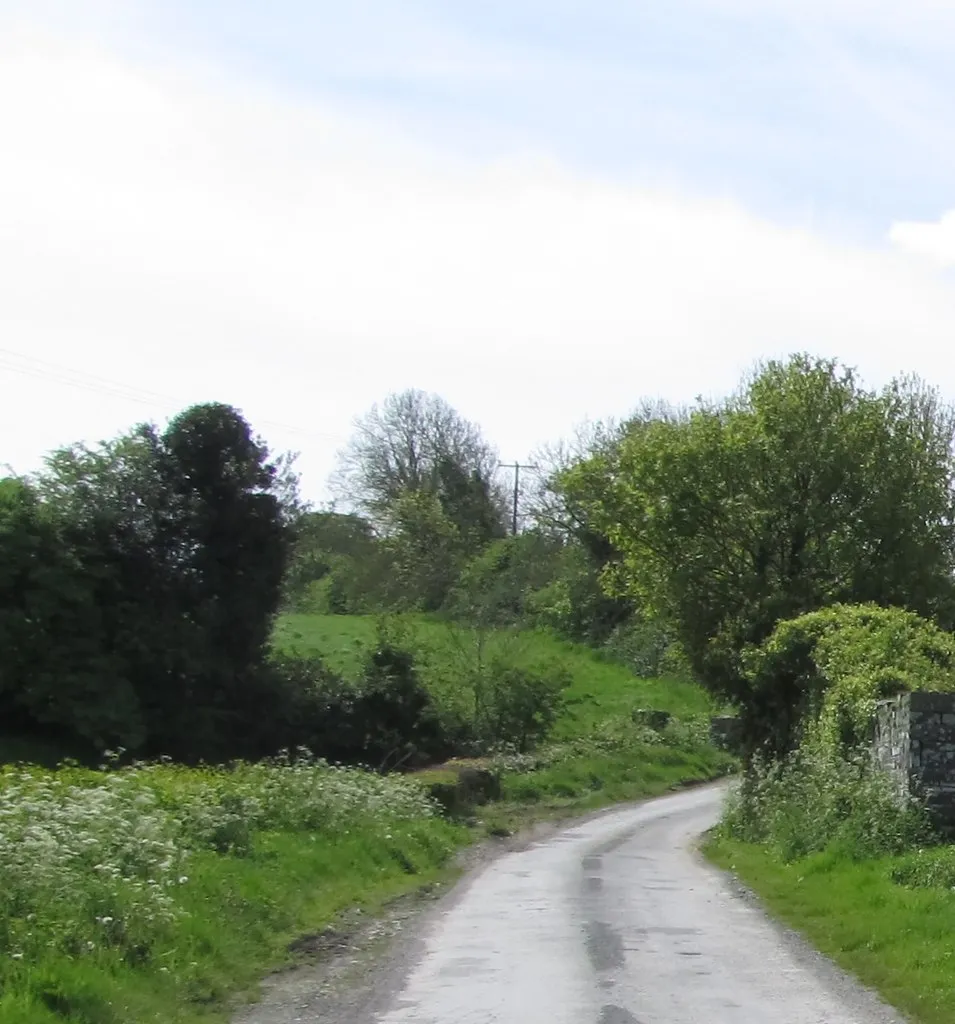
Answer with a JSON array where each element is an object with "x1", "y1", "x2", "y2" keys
[
  {"x1": 704, "y1": 835, "x2": 955, "y2": 1024},
  {"x1": 0, "y1": 760, "x2": 469, "y2": 1024}
]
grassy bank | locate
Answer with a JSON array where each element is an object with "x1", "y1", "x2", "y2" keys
[
  {"x1": 0, "y1": 758, "x2": 468, "y2": 1024},
  {"x1": 276, "y1": 612, "x2": 734, "y2": 816},
  {"x1": 705, "y1": 836, "x2": 955, "y2": 1024},
  {"x1": 275, "y1": 612, "x2": 715, "y2": 731}
]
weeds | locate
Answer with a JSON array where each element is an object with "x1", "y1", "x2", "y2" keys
[
  {"x1": 719, "y1": 747, "x2": 932, "y2": 861},
  {"x1": 0, "y1": 752, "x2": 437, "y2": 973}
]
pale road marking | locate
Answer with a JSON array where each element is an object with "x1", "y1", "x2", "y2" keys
[{"x1": 375, "y1": 784, "x2": 907, "y2": 1024}]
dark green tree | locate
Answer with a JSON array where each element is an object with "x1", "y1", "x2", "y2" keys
[
  {"x1": 33, "y1": 404, "x2": 297, "y2": 760},
  {"x1": 0, "y1": 478, "x2": 139, "y2": 754}
]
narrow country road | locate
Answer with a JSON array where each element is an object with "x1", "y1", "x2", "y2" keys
[{"x1": 375, "y1": 783, "x2": 905, "y2": 1024}]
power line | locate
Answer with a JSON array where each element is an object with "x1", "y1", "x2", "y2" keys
[
  {"x1": 0, "y1": 347, "x2": 347, "y2": 445},
  {"x1": 499, "y1": 461, "x2": 538, "y2": 536}
]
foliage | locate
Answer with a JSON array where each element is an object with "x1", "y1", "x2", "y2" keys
[
  {"x1": 601, "y1": 617, "x2": 690, "y2": 680},
  {"x1": 531, "y1": 421, "x2": 635, "y2": 641},
  {"x1": 720, "y1": 748, "x2": 932, "y2": 862},
  {"x1": 4, "y1": 404, "x2": 298, "y2": 762},
  {"x1": 448, "y1": 531, "x2": 564, "y2": 627},
  {"x1": 742, "y1": 603, "x2": 955, "y2": 755},
  {"x1": 281, "y1": 511, "x2": 377, "y2": 612},
  {"x1": 563, "y1": 355, "x2": 955, "y2": 747},
  {"x1": 0, "y1": 479, "x2": 131, "y2": 755},
  {"x1": 253, "y1": 645, "x2": 452, "y2": 769},
  {"x1": 333, "y1": 388, "x2": 505, "y2": 532},
  {"x1": 0, "y1": 757, "x2": 463, "y2": 1024},
  {"x1": 524, "y1": 541, "x2": 633, "y2": 644},
  {"x1": 380, "y1": 489, "x2": 467, "y2": 612},
  {"x1": 476, "y1": 662, "x2": 570, "y2": 752},
  {"x1": 273, "y1": 613, "x2": 718, "y2": 734}
]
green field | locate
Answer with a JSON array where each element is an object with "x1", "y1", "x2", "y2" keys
[
  {"x1": 275, "y1": 613, "x2": 733, "y2": 815},
  {"x1": 275, "y1": 613, "x2": 715, "y2": 732}
]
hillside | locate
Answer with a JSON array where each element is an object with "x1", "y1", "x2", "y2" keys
[
  {"x1": 274, "y1": 612, "x2": 733, "y2": 813},
  {"x1": 275, "y1": 613, "x2": 713, "y2": 729}
]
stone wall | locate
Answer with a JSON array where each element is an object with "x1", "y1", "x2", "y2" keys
[{"x1": 873, "y1": 692, "x2": 955, "y2": 826}]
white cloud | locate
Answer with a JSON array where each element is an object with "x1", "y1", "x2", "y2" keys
[
  {"x1": 4, "y1": 24, "x2": 955, "y2": 501},
  {"x1": 890, "y1": 212, "x2": 955, "y2": 270}
]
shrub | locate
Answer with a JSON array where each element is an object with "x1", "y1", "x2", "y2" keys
[
  {"x1": 741, "y1": 603, "x2": 955, "y2": 757},
  {"x1": 720, "y1": 747, "x2": 932, "y2": 862},
  {"x1": 356, "y1": 645, "x2": 453, "y2": 769},
  {"x1": 602, "y1": 619, "x2": 689, "y2": 679},
  {"x1": 260, "y1": 645, "x2": 452, "y2": 769},
  {"x1": 477, "y1": 662, "x2": 570, "y2": 752}
]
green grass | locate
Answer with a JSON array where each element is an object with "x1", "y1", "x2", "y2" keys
[
  {"x1": 3, "y1": 825, "x2": 466, "y2": 1024},
  {"x1": 277, "y1": 612, "x2": 735, "y2": 830},
  {"x1": 705, "y1": 836, "x2": 955, "y2": 1024},
  {"x1": 0, "y1": 760, "x2": 469, "y2": 1024},
  {"x1": 274, "y1": 612, "x2": 715, "y2": 736}
]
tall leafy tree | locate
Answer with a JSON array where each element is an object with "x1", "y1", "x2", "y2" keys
[
  {"x1": 564, "y1": 355, "x2": 955, "y2": 748},
  {"x1": 34, "y1": 404, "x2": 298, "y2": 759}
]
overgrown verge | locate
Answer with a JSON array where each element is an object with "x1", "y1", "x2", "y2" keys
[{"x1": 0, "y1": 755, "x2": 468, "y2": 1024}]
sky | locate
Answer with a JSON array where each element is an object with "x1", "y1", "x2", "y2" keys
[{"x1": 3, "y1": 0, "x2": 955, "y2": 502}]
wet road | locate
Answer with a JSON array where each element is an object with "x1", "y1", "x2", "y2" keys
[{"x1": 375, "y1": 784, "x2": 905, "y2": 1024}]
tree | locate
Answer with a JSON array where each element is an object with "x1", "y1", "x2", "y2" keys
[
  {"x1": 34, "y1": 404, "x2": 298, "y2": 760},
  {"x1": 382, "y1": 489, "x2": 464, "y2": 612},
  {"x1": 563, "y1": 355, "x2": 955, "y2": 748},
  {"x1": 434, "y1": 456, "x2": 507, "y2": 550},
  {"x1": 0, "y1": 478, "x2": 141, "y2": 753},
  {"x1": 333, "y1": 389, "x2": 506, "y2": 534},
  {"x1": 529, "y1": 417, "x2": 648, "y2": 641},
  {"x1": 281, "y1": 510, "x2": 377, "y2": 612},
  {"x1": 449, "y1": 530, "x2": 565, "y2": 628}
]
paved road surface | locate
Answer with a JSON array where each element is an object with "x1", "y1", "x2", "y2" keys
[{"x1": 375, "y1": 784, "x2": 905, "y2": 1024}]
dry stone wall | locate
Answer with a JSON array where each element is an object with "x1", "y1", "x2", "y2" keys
[{"x1": 873, "y1": 692, "x2": 955, "y2": 826}]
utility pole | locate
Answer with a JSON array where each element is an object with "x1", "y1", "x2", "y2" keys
[{"x1": 499, "y1": 461, "x2": 537, "y2": 535}]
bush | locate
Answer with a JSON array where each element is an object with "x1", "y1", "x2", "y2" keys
[
  {"x1": 260, "y1": 645, "x2": 453, "y2": 769},
  {"x1": 741, "y1": 603, "x2": 955, "y2": 757},
  {"x1": 602, "y1": 618, "x2": 689, "y2": 679},
  {"x1": 720, "y1": 747, "x2": 933, "y2": 862},
  {"x1": 477, "y1": 662, "x2": 570, "y2": 752}
]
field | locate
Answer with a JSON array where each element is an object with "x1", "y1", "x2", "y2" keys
[
  {"x1": 1, "y1": 613, "x2": 733, "y2": 1024},
  {"x1": 275, "y1": 612, "x2": 714, "y2": 729}
]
